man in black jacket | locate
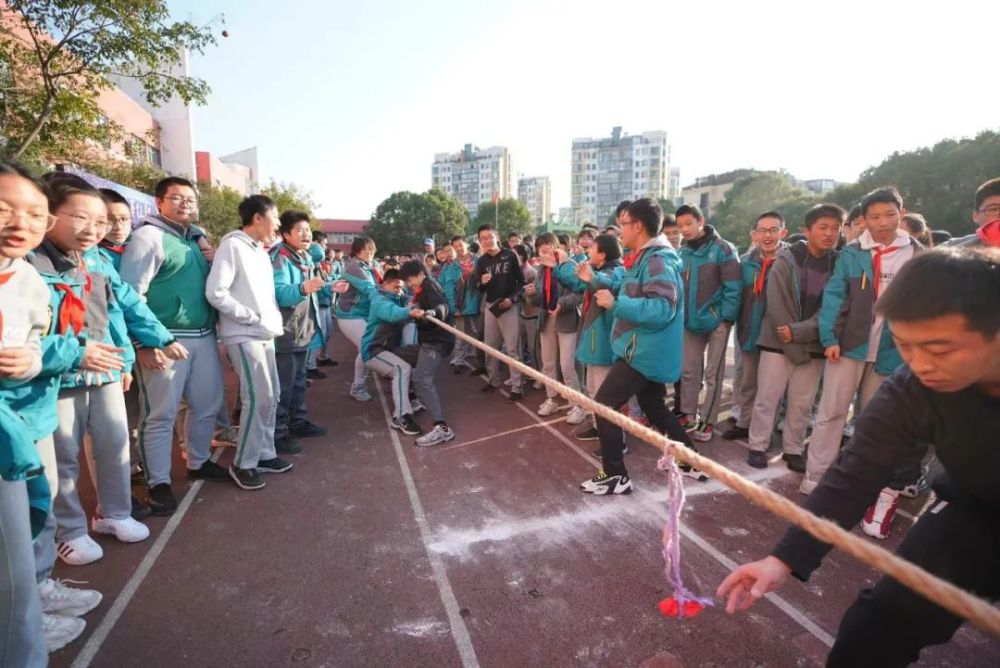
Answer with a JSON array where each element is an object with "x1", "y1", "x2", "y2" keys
[
  {"x1": 398, "y1": 260, "x2": 455, "y2": 445},
  {"x1": 717, "y1": 247, "x2": 1000, "y2": 667},
  {"x1": 474, "y1": 224, "x2": 526, "y2": 400}
]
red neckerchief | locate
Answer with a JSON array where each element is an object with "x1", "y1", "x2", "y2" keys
[
  {"x1": 99, "y1": 240, "x2": 126, "y2": 255},
  {"x1": 871, "y1": 245, "x2": 900, "y2": 299},
  {"x1": 54, "y1": 254, "x2": 92, "y2": 335},
  {"x1": 977, "y1": 218, "x2": 1000, "y2": 246},
  {"x1": 369, "y1": 263, "x2": 383, "y2": 285},
  {"x1": 279, "y1": 244, "x2": 310, "y2": 273},
  {"x1": 753, "y1": 255, "x2": 776, "y2": 296},
  {"x1": 543, "y1": 266, "x2": 553, "y2": 306},
  {"x1": 0, "y1": 270, "x2": 14, "y2": 340},
  {"x1": 623, "y1": 249, "x2": 644, "y2": 270}
]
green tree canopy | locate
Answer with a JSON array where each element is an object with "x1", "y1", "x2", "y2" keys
[
  {"x1": 473, "y1": 198, "x2": 533, "y2": 239},
  {"x1": 261, "y1": 179, "x2": 318, "y2": 218},
  {"x1": 366, "y1": 188, "x2": 468, "y2": 254},
  {"x1": 711, "y1": 173, "x2": 818, "y2": 250},
  {"x1": 0, "y1": 0, "x2": 217, "y2": 161},
  {"x1": 194, "y1": 181, "x2": 243, "y2": 244}
]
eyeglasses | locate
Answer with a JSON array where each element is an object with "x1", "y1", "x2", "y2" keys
[
  {"x1": 108, "y1": 215, "x2": 132, "y2": 226},
  {"x1": 756, "y1": 227, "x2": 784, "y2": 236},
  {"x1": 165, "y1": 195, "x2": 198, "y2": 206},
  {"x1": 977, "y1": 204, "x2": 1000, "y2": 217},
  {"x1": 56, "y1": 210, "x2": 104, "y2": 229},
  {"x1": 0, "y1": 204, "x2": 56, "y2": 232}
]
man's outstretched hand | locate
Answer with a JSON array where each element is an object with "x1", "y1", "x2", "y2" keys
[{"x1": 716, "y1": 555, "x2": 791, "y2": 614}]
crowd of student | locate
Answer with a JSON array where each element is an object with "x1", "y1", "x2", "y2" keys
[{"x1": 0, "y1": 158, "x2": 997, "y2": 665}]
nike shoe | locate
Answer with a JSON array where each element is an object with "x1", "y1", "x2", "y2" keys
[
  {"x1": 579, "y1": 469, "x2": 633, "y2": 495},
  {"x1": 415, "y1": 423, "x2": 455, "y2": 446},
  {"x1": 861, "y1": 488, "x2": 900, "y2": 540},
  {"x1": 391, "y1": 414, "x2": 422, "y2": 436}
]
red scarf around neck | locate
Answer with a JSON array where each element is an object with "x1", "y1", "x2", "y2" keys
[
  {"x1": 977, "y1": 218, "x2": 1000, "y2": 246},
  {"x1": 753, "y1": 256, "x2": 776, "y2": 296},
  {"x1": 871, "y1": 245, "x2": 900, "y2": 299},
  {"x1": 54, "y1": 254, "x2": 92, "y2": 335}
]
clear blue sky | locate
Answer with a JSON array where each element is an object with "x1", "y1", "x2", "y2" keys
[{"x1": 170, "y1": 0, "x2": 999, "y2": 219}]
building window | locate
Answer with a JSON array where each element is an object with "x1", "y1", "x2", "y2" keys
[{"x1": 148, "y1": 145, "x2": 162, "y2": 167}]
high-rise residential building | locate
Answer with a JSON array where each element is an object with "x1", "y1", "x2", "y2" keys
[
  {"x1": 431, "y1": 144, "x2": 514, "y2": 218},
  {"x1": 570, "y1": 126, "x2": 671, "y2": 225},
  {"x1": 517, "y1": 176, "x2": 551, "y2": 228},
  {"x1": 668, "y1": 167, "x2": 682, "y2": 203}
]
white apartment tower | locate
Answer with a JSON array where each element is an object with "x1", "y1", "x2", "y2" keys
[
  {"x1": 431, "y1": 144, "x2": 514, "y2": 218},
  {"x1": 570, "y1": 127, "x2": 671, "y2": 225},
  {"x1": 517, "y1": 176, "x2": 551, "y2": 228}
]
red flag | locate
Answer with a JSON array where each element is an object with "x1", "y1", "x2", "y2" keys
[{"x1": 492, "y1": 192, "x2": 499, "y2": 205}]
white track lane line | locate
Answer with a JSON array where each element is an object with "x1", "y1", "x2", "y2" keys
[
  {"x1": 374, "y1": 380, "x2": 481, "y2": 668},
  {"x1": 437, "y1": 416, "x2": 569, "y2": 452}
]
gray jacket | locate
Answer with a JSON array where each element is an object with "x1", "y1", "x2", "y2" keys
[{"x1": 530, "y1": 265, "x2": 582, "y2": 333}]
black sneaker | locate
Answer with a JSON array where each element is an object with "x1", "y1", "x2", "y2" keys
[
  {"x1": 782, "y1": 453, "x2": 806, "y2": 473},
  {"x1": 307, "y1": 369, "x2": 327, "y2": 380},
  {"x1": 508, "y1": 390, "x2": 523, "y2": 402},
  {"x1": 391, "y1": 414, "x2": 422, "y2": 436},
  {"x1": 187, "y1": 460, "x2": 230, "y2": 482},
  {"x1": 575, "y1": 426, "x2": 600, "y2": 441},
  {"x1": 147, "y1": 483, "x2": 177, "y2": 516},
  {"x1": 452, "y1": 365, "x2": 464, "y2": 374},
  {"x1": 679, "y1": 463, "x2": 709, "y2": 482},
  {"x1": 747, "y1": 451, "x2": 769, "y2": 469},
  {"x1": 317, "y1": 358, "x2": 338, "y2": 367},
  {"x1": 579, "y1": 470, "x2": 633, "y2": 495},
  {"x1": 257, "y1": 457, "x2": 294, "y2": 474},
  {"x1": 275, "y1": 436, "x2": 304, "y2": 454},
  {"x1": 590, "y1": 444, "x2": 629, "y2": 457},
  {"x1": 471, "y1": 366, "x2": 487, "y2": 377},
  {"x1": 290, "y1": 422, "x2": 327, "y2": 438},
  {"x1": 723, "y1": 425, "x2": 749, "y2": 440},
  {"x1": 228, "y1": 465, "x2": 265, "y2": 490},
  {"x1": 131, "y1": 495, "x2": 152, "y2": 520},
  {"x1": 480, "y1": 383, "x2": 496, "y2": 394}
]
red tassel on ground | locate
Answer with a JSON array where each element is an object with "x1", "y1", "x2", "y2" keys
[{"x1": 657, "y1": 597, "x2": 705, "y2": 619}]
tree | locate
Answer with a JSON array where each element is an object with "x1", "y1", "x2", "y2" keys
[
  {"x1": 194, "y1": 181, "x2": 243, "y2": 244},
  {"x1": 0, "y1": 0, "x2": 217, "y2": 160},
  {"x1": 473, "y1": 198, "x2": 533, "y2": 238},
  {"x1": 711, "y1": 172, "x2": 818, "y2": 250},
  {"x1": 658, "y1": 198, "x2": 676, "y2": 215},
  {"x1": 261, "y1": 179, "x2": 318, "y2": 217},
  {"x1": 366, "y1": 188, "x2": 468, "y2": 254}
]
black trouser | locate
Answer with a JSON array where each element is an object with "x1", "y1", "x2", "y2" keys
[
  {"x1": 827, "y1": 488, "x2": 999, "y2": 667},
  {"x1": 594, "y1": 360, "x2": 695, "y2": 476}
]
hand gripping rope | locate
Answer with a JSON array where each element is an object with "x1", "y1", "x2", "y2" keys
[{"x1": 422, "y1": 314, "x2": 1000, "y2": 636}]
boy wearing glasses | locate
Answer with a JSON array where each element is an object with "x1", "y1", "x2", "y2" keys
[
  {"x1": 97, "y1": 188, "x2": 132, "y2": 271},
  {"x1": 949, "y1": 177, "x2": 1000, "y2": 248}
]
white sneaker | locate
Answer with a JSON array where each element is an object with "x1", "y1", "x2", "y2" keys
[
  {"x1": 566, "y1": 405, "x2": 587, "y2": 425},
  {"x1": 861, "y1": 488, "x2": 900, "y2": 540},
  {"x1": 92, "y1": 516, "x2": 150, "y2": 543},
  {"x1": 57, "y1": 535, "x2": 104, "y2": 566},
  {"x1": 39, "y1": 578, "x2": 102, "y2": 617},
  {"x1": 350, "y1": 385, "x2": 372, "y2": 402},
  {"x1": 537, "y1": 398, "x2": 560, "y2": 417},
  {"x1": 415, "y1": 424, "x2": 456, "y2": 447},
  {"x1": 42, "y1": 613, "x2": 86, "y2": 652},
  {"x1": 799, "y1": 476, "x2": 820, "y2": 496}
]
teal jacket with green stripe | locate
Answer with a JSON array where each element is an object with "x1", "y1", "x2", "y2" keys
[
  {"x1": 592, "y1": 235, "x2": 685, "y2": 383},
  {"x1": 736, "y1": 243, "x2": 786, "y2": 352},
  {"x1": 818, "y1": 236, "x2": 922, "y2": 375},
  {"x1": 555, "y1": 258, "x2": 624, "y2": 366},
  {"x1": 118, "y1": 215, "x2": 217, "y2": 338},
  {"x1": 677, "y1": 225, "x2": 742, "y2": 333},
  {"x1": 360, "y1": 287, "x2": 410, "y2": 362}
]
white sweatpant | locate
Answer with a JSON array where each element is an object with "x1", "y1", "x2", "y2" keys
[
  {"x1": 227, "y1": 340, "x2": 280, "y2": 469},
  {"x1": 338, "y1": 317, "x2": 369, "y2": 389},
  {"x1": 539, "y1": 318, "x2": 580, "y2": 399}
]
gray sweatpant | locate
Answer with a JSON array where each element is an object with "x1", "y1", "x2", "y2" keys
[
  {"x1": 747, "y1": 352, "x2": 823, "y2": 454},
  {"x1": 680, "y1": 324, "x2": 731, "y2": 425},
  {"x1": 53, "y1": 382, "x2": 132, "y2": 542},
  {"x1": 135, "y1": 333, "x2": 224, "y2": 487},
  {"x1": 0, "y1": 479, "x2": 46, "y2": 668},
  {"x1": 402, "y1": 344, "x2": 446, "y2": 423},
  {"x1": 32, "y1": 435, "x2": 56, "y2": 584},
  {"x1": 275, "y1": 351, "x2": 309, "y2": 441},
  {"x1": 733, "y1": 350, "x2": 760, "y2": 428},
  {"x1": 457, "y1": 315, "x2": 485, "y2": 368},
  {"x1": 805, "y1": 357, "x2": 886, "y2": 484},
  {"x1": 366, "y1": 351, "x2": 412, "y2": 418},
  {"x1": 585, "y1": 364, "x2": 612, "y2": 426},
  {"x1": 227, "y1": 340, "x2": 279, "y2": 469},
  {"x1": 539, "y1": 318, "x2": 579, "y2": 398},
  {"x1": 484, "y1": 305, "x2": 521, "y2": 388},
  {"x1": 520, "y1": 314, "x2": 539, "y2": 368}
]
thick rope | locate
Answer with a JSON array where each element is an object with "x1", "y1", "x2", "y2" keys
[{"x1": 424, "y1": 314, "x2": 1000, "y2": 638}]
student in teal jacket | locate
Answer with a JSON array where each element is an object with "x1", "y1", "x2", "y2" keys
[
  {"x1": 579, "y1": 199, "x2": 706, "y2": 496},
  {"x1": 336, "y1": 235, "x2": 380, "y2": 401},
  {"x1": 451, "y1": 238, "x2": 483, "y2": 372}
]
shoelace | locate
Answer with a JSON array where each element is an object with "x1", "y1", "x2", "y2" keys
[{"x1": 44, "y1": 578, "x2": 91, "y2": 599}]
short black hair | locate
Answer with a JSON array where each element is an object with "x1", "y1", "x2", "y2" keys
[
  {"x1": 239, "y1": 195, "x2": 276, "y2": 228},
  {"x1": 41, "y1": 172, "x2": 100, "y2": 211},
  {"x1": 577, "y1": 228, "x2": 595, "y2": 239},
  {"x1": 786, "y1": 233, "x2": 807, "y2": 244},
  {"x1": 381, "y1": 268, "x2": 401, "y2": 284},
  {"x1": 674, "y1": 204, "x2": 703, "y2": 222},
  {"x1": 508, "y1": 231, "x2": 521, "y2": 239},
  {"x1": 312, "y1": 230, "x2": 327, "y2": 242},
  {"x1": 974, "y1": 177, "x2": 1000, "y2": 212},
  {"x1": 399, "y1": 259, "x2": 425, "y2": 279},
  {"x1": 98, "y1": 187, "x2": 128, "y2": 206},
  {"x1": 469, "y1": 241, "x2": 480, "y2": 254},
  {"x1": 0, "y1": 161, "x2": 47, "y2": 197},
  {"x1": 847, "y1": 204, "x2": 863, "y2": 222},
  {"x1": 450, "y1": 235, "x2": 464, "y2": 243},
  {"x1": 804, "y1": 203, "x2": 847, "y2": 229},
  {"x1": 477, "y1": 223, "x2": 496, "y2": 234},
  {"x1": 278, "y1": 209, "x2": 310, "y2": 235},
  {"x1": 878, "y1": 247, "x2": 1000, "y2": 338},
  {"x1": 154, "y1": 176, "x2": 195, "y2": 200},
  {"x1": 593, "y1": 233, "x2": 622, "y2": 262},
  {"x1": 512, "y1": 244, "x2": 531, "y2": 264},
  {"x1": 930, "y1": 229, "x2": 953, "y2": 245},
  {"x1": 626, "y1": 198, "x2": 663, "y2": 237},
  {"x1": 755, "y1": 211, "x2": 785, "y2": 228},
  {"x1": 660, "y1": 213, "x2": 677, "y2": 229},
  {"x1": 860, "y1": 186, "x2": 903, "y2": 216},
  {"x1": 615, "y1": 200, "x2": 632, "y2": 217},
  {"x1": 557, "y1": 233, "x2": 571, "y2": 247},
  {"x1": 350, "y1": 235, "x2": 375, "y2": 257},
  {"x1": 902, "y1": 212, "x2": 932, "y2": 247},
  {"x1": 536, "y1": 232, "x2": 557, "y2": 247}
]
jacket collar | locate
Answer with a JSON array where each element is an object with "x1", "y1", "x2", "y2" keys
[
  {"x1": 34, "y1": 239, "x2": 80, "y2": 275},
  {"x1": 686, "y1": 224, "x2": 719, "y2": 251},
  {"x1": 139, "y1": 213, "x2": 195, "y2": 240},
  {"x1": 858, "y1": 228, "x2": 912, "y2": 251}
]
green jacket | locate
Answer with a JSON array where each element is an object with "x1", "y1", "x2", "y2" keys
[
  {"x1": 678, "y1": 225, "x2": 741, "y2": 333},
  {"x1": 736, "y1": 243, "x2": 786, "y2": 352},
  {"x1": 555, "y1": 258, "x2": 624, "y2": 366}
]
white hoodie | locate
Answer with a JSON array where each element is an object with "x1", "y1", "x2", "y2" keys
[
  {"x1": 859, "y1": 228, "x2": 916, "y2": 362},
  {"x1": 205, "y1": 230, "x2": 284, "y2": 344}
]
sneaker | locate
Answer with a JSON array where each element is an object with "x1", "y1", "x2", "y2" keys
[
  {"x1": 57, "y1": 535, "x2": 104, "y2": 566},
  {"x1": 799, "y1": 476, "x2": 820, "y2": 496},
  {"x1": 480, "y1": 383, "x2": 496, "y2": 394},
  {"x1": 566, "y1": 405, "x2": 587, "y2": 425},
  {"x1": 861, "y1": 488, "x2": 900, "y2": 540},
  {"x1": 131, "y1": 495, "x2": 151, "y2": 521},
  {"x1": 415, "y1": 423, "x2": 456, "y2": 446},
  {"x1": 508, "y1": 389, "x2": 523, "y2": 402},
  {"x1": 39, "y1": 578, "x2": 102, "y2": 617},
  {"x1": 130, "y1": 465, "x2": 146, "y2": 486},
  {"x1": 690, "y1": 422, "x2": 714, "y2": 443},
  {"x1": 471, "y1": 366, "x2": 487, "y2": 377},
  {"x1": 275, "y1": 436, "x2": 304, "y2": 454},
  {"x1": 678, "y1": 414, "x2": 698, "y2": 430},
  {"x1": 679, "y1": 463, "x2": 709, "y2": 482},
  {"x1": 391, "y1": 414, "x2": 422, "y2": 436},
  {"x1": 537, "y1": 398, "x2": 560, "y2": 416},
  {"x1": 42, "y1": 613, "x2": 86, "y2": 652},
  {"x1": 212, "y1": 426, "x2": 239, "y2": 447},
  {"x1": 350, "y1": 385, "x2": 373, "y2": 402},
  {"x1": 187, "y1": 460, "x2": 231, "y2": 482},
  {"x1": 722, "y1": 425, "x2": 749, "y2": 440},
  {"x1": 257, "y1": 457, "x2": 294, "y2": 474},
  {"x1": 452, "y1": 364, "x2": 464, "y2": 374},
  {"x1": 579, "y1": 470, "x2": 633, "y2": 495},
  {"x1": 229, "y1": 465, "x2": 265, "y2": 490},
  {"x1": 899, "y1": 475, "x2": 929, "y2": 499},
  {"x1": 317, "y1": 358, "x2": 338, "y2": 367},
  {"x1": 147, "y1": 483, "x2": 177, "y2": 516},
  {"x1": 747, "y1": 451, "x2": 768, "y2": 469},
  {"x1": 590, "y1": 444, "x2": 629, "y2": 457},
  {"x1": 290, "y1": 422, "x2": 327, "y2": 438},
  {"x1": 410, "y1": 398, "x2": 426, "y2": 413},
  {"x1": 782, "y1": 453, "x2": 807, "y2": 473},
  {"x1": 307, "y1": 368, "x2": 327, "y2": 380},
  {"x1": 92, "y1": 516, "x2": 150, "y2": 543},
  {"x1": 730, "y1": 404, "x2": 742, "y2": 423},
  {"x1": 575, "y1": 425, "x2": 600, "y2": 441}
]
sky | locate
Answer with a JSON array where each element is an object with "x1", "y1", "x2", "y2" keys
[{"x1": 169, "y1": 0, "x2": 999, "y2": 219}]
